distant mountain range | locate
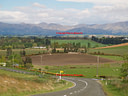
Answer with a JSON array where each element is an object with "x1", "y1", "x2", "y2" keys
[{"x1": 0, "y1": 21, "x2": 128, "y2": 36}]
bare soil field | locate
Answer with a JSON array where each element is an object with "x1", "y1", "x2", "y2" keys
[
  {"x1": 31, "y1": 54, "x2": 114, "y2": 66},
  {"x1": 95, "y1": 43, "x2": 128, "y2": 49}
]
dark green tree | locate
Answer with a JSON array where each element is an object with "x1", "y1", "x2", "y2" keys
[
  {"x1": 6, "y1": 47, "x2": 12, "y2": 57},
  {"x1": 52, "y1": 47, "x2": 56, "y2": 53},
  {"x1": 45, "y1": 39, "x2": 51, "y2": 46},
  {"x1": 64, "y1": 47, "x2": 67, "y2": 53},
  {"x1": 121, "y1": 55, "x2": 128, "y2": 79},
  {"x1": 88, "y1": 42, "x2": 91, "y2": 48},
  {"x1": 84, "y1": 46, "x2": 88, "y2": 53},
  {"x1": 23, "y1": 57, "x2": 33, "y2": 69}
]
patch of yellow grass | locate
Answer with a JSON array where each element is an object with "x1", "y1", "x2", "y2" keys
[{"x1": 0, "y1": 75, "x2": 53, "y2": 95}]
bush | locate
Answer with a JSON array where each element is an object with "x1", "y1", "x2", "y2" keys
[
  {"x1": 121, "y1": 55, "x2": 128, "y2": 81},
  {"x1": 45, "y1": 66, "x2": 49, "y2": 70}
]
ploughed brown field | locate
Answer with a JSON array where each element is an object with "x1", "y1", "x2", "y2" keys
[{"x1": 31, "y1": 54, "x2": 114, "y2": 66}]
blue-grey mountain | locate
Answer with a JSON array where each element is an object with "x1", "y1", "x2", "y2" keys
[{"x1": 0, "y1": 21, "x2": 128, "y2": 36}]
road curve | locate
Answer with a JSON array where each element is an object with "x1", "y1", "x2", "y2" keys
[{"x1": 32, "y1": 77, "x2": 106, "y2": 96}]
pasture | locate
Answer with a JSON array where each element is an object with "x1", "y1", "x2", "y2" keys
[
  {"x1": 89, "y1": 45, "x2": 128, "y2": 55},
  {"x1": 51, "y1": 39, "x2": 107, "y2": 48}
]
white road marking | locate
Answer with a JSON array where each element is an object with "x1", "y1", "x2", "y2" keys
[
  {"x1": 63, "y1": 78, "x2": 88, "y2": 95},
  {"x1": 78, "y1": 79, "x2": 88, "y2": 89},
  {"x1": 63, "y1": 79, "x2": 77, "y2": 89},
  {"x1": 70, "y1": 92, "x2": 73, "y2": 94}
]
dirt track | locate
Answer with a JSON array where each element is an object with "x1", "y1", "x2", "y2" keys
[{"x1": 31, "y1": 54, "x2": 114, "y2": 66}]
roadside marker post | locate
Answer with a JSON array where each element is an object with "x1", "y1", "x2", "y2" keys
[
  {"x1": 96, "y1": 55, "x2": 99, "y2": 77},
  {"x1": 59, "y1": 71, "x2": 64, "y2": 80}
]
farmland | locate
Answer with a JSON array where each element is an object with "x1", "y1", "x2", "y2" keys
[
  {"x1": 0, "y1": 37, "x2": 127, "y2": 96},
  {"x1": 31, "y1": 53, "x2": 119, "y2": 78},
  {"x1": 0, "y1": 39, "x2": 107, "y2": 56},
  {"x1": 89, "y1": 45, "x2": 128, "y2": 55},
  {"x1": 31, "y1": 54, "x2": 114, "y2": 66},
  {"x1": 51, "y1": 39, "x2": 107, "y2": 48},
  {"x1": 0, "y1": 49, "x2": 47, "y2": 56}
]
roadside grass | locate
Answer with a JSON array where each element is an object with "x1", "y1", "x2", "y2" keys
[
  {"x1": 0, "y1": 69, "x2": 51, "y2": 83},
  {"x1": 89, "y1": 45, "x2": 128, "y2": 55},
  {"x1": 102, "y1": 80, "x2": 128, "y2": 96},
  {"x1": 0, "y1": 69, "x2": 73, "y2": 96},
  {"x1": 51, "y1": 39, "x2": 107, "y2": 48}
]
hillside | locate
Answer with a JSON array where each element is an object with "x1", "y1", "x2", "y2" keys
[
  {"x1": 95, "y1": 43, "x2": 128, "y2": 49},
  {"x1": 0, "y1": 22, "x2": 58, "y2": 36},
  {"x1": 0, "y1": 68, "x2": 72, "y2": 96},
  {"x1": 89, "y1": 44, "x2": 128, "y2": 55}
]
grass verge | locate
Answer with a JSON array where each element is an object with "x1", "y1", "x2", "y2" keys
[
  {"x1": 0, "y1": 69, "x2": 74, "y2": 96},
  {"x1": 101, "y1": 80, "x2": 128, "y2": 96}
]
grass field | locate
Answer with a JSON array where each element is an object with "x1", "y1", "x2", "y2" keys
[
  {"x1": 89, "y1": 45, "x2": 128, "y2": 55},
  {"x1": 50, "y1": 67, "x2": 120, "y2": 78},
  {"x1": 0, "y1": 49, "x2": 47, "y2": 56},
  {"x1": 94, "y1": 55, "x2": 124, "y2": 61},
  {"x1": 51, "y1": 39, "x2": 107, "y2": 48},
  {"x1": 34, "y1": 65, "x2": 121, "y2": 78}
]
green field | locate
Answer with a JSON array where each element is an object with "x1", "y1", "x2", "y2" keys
[
  {"x1": 89, "y1": 45, "x2": 128, "y2": 55},
  {"x1": 0, "y1": 49, "x2": 47, "y2": 56},
  {"x1": 50, "y1": 67, "x2": 120, "y2": 78},
  {"x1": 35, "y1": 65, "x2": 121, "y2": 78},
  {"x1": 94, "y1": 55, "x2": 124, "y2": 61},
  {"x1": 51, "y1": 39, "x2": 107, "y2": 48}
]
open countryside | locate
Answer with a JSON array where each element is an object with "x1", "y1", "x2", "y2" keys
[
  {"x1": 1, "y1": 0, "x2": 128, "y2": 96},
  {"x1": 0, "y1": 36, "x2": 128, "y2": 96}
]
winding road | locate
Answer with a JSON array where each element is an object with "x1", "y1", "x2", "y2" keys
[
  {"x1": 0, "y1": 67, "x2": 106, "y2": 96},
  {"x1": 32, "y1": 77, "x2": 106, "y2": 96}
]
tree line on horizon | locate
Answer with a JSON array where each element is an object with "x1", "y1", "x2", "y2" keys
[{"x1": 91, "y1": 36, "x2": 128, "y2": 44}]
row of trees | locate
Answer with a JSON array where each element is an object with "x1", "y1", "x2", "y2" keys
[
  {"x1": 121, "y1": 55, "x2": 128, "y2": 80},
  {"x1": 52, "y1": 42, "x2": 89, "y2": 53},
  {"x1": 0, "y1": 37, "x2": 51, "y2": 50},
  {"x1": 91, "y1": 36, "x2": 128, "y2": 44}
]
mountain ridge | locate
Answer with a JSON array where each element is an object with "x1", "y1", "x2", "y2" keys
[{"x1": 0, "y1": 21, "x2": 128, "y2": 36}]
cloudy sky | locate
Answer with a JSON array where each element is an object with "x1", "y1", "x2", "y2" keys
[{"x1": 0, "y1": 0, "x2": 128, "y2": 25}]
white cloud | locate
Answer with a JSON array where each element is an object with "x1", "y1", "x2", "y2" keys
[
  {"x1": 57, "y1": 0, "x2": 128, "y2": 5},
  {"x1": 0, "y1": 2, "x2": 128, "y2": 25},
  {"x1": 0, "y1": 11, "x2": 28, "y2": 23},
  {"x1": 32, "y1": 2, "x2": 46, "y2": 8},
  {"x1": 38, "y1": 13, "x2": 49, "y2": 17}
]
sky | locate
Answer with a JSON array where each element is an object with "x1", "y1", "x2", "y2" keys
[{"x1": 0, "y1": 0, "x2": 128, "y2": 25}]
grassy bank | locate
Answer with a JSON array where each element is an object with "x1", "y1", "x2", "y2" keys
[
  {"x1": 89, "y1": 45, "x2": 128, "y2": 55},
  {"x1": 0, "y1": 69, "x2": 73, "y2": 96},
  {"x1": 102, "y1": 80, "x2": 128, "y2": 96}
]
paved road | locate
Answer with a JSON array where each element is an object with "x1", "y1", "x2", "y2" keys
[{"x1": 32, "y1": 77, "x2": 106, "y2": 96}]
